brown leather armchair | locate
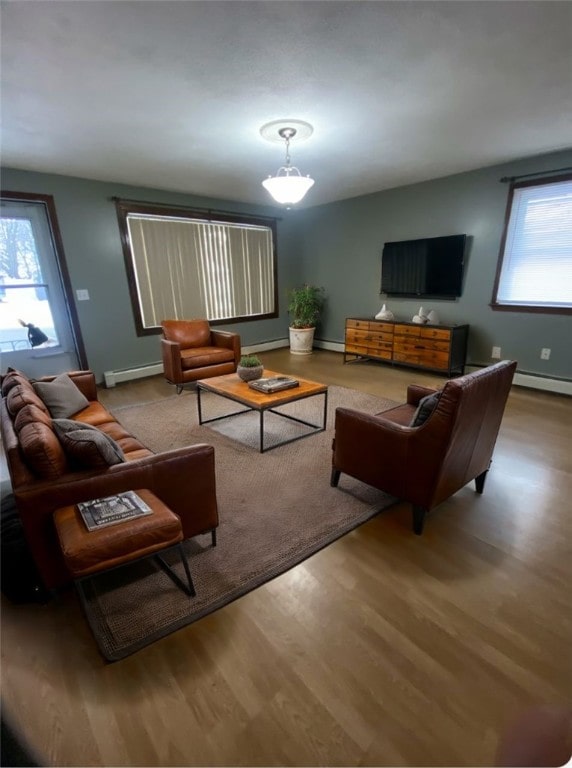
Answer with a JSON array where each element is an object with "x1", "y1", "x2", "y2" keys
[
  {"x1": 161, "y1": 319, "x2": 241, "y2": 393},
  {"x1": 331, "y1": 360, "x2": 517, "y2": 534}
]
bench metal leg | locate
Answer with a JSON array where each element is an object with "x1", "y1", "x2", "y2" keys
[
  {"x1": 75, "y1": 541, "x2": 196, "y2": 601},
  {"x1": 155, "y1": 543, "x2": 196, "y2": 597}
]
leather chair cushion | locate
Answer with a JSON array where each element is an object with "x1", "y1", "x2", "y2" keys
[
  {"x1": 162, "y1": 319, "x2": 211, "y2": 349},
  {"x1": 180, "y1": 346, "x2": 236, "y2": 370},
  {"x1": 377, "y1": 403, "x2": 416, "y2": 426}
]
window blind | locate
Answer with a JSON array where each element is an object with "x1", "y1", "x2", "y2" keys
[
  {"x1": 126, "y1": 214, "x2": 275, "y2": 327},
  {"x1": 496, "y1": 178, "x2": 572, "y2": 308}
]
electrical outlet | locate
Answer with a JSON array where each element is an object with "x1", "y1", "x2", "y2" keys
[
  {"x1": 76, "y1": 289, "x2": 90, "y2": 301},
  {"x1": 491, "y1": 346, "x2": 501, "y2": 359},
  {"x1": 541, "y1": 348, "x2": 551, "y2": 360}
]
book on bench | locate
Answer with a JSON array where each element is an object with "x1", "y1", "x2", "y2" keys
[
  {"x1": 78, "y1": 491, "x2": 153, "y2": 532},
  {"x1": 248, "y1": 376, "x2": 300, "y2": 393}
]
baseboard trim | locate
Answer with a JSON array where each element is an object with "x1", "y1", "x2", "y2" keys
[
  {"x1": 465, "y1": 365, "x2": 572, "y2": 396},
  {"x1": 241, "y1": 339, "x2": 289, "y2": 354},
  {"x1": 104, "y1": 343, "x2": 571, "y2": 396}
]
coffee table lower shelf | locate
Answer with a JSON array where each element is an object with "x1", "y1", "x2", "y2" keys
[{"x1": 196, "y1": 372, "x2": 328, "y2": 453}]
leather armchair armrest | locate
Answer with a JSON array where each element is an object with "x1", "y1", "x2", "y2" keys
[
  {"x1": 407, "y1": 384, "x2": 439, "y2": 406},
  {"x1": 211, "y1": 330, "x2": 241, "y2": 365},
  {"x1": 161, "y1": 338, "x2": 183, "y2": 382},
  {"x1": 333, "y1": 407, "x2": 413, "y2": 497}
]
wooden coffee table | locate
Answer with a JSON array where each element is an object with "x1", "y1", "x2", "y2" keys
[{"x1": 196, "y1": 370, "x2": 328, "y2": 453}]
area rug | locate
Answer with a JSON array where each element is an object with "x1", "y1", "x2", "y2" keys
[{"x1": 81, "y1": 385, "x2": 398, "y2": 661}]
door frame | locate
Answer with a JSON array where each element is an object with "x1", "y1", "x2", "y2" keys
[{"x1": 1, "y1": 190, "x2": 88, "y2": 370}]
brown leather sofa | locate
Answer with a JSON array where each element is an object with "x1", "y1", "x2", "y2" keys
[
  {"x1": 161, "y1": 319, "x2": 241, "y2": 393},
  {"x1": 331, "y1": 360, "x2": 517, "y2": 534},
  {"x1": 0, "y1": 369, "x2": 219, "y2": 590}
]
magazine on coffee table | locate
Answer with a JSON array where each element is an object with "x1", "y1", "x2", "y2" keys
[
  {"x1": 78, "y1": 491, "x2": 153, "y2": 531},
  {"x1": 248, "y1": 376, "x2": 300, "y2": 393}
]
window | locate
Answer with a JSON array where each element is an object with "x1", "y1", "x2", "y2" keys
[
  {"x1": 491, "y1": 174, "x2": 572, "y2": 314},
  {"x1": 115, "y1": 200, "x2": 278, "y2": 335}
]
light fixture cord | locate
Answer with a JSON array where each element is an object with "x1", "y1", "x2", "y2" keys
[{"x1": 284, "y1": 135, "x2": 291, "y2": 168}]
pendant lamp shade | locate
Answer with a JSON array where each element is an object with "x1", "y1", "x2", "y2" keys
[
  {"x1": 262, "y1": 170, "x2": 315, "y2": 205},
  {"x1": 261, "y1": 123, "x2": 315, "y2": 205}
]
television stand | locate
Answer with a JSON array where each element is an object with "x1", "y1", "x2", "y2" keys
[{"x1": 344, "y1": 318, "x2": 469, "y2": 377}]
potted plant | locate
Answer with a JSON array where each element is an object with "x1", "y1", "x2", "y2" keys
[
  {"x1": 236, "y1": 354, "x2": 263, "y2": 381},
  {"x1": 287, "y1": 284, "x2": 325, "y2": 355}
]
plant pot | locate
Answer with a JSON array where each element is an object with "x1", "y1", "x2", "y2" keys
[
  {"x1": 289, "y1": 327, "x2": 315, "y2": 355},
  {"x1": 237, "y1": 365, "x2": 263, "y2": 381}
]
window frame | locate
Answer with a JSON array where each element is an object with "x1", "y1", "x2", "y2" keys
[
  {"x1": 490, "y1": 173, "x2": 572, "y2": 315},
  {"x1": 114, "y1": 199, "x2": 279, "y2": 336}
]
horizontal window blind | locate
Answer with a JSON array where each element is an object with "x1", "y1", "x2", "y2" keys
[{"x1": 496, "y1": 177, "x2": 572, "y2": 308}]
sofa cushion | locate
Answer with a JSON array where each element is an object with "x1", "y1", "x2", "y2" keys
[
  {"x1": 13, "y1": 403, "x2": 54, "y2": 432},
  {"x1": 33, "y1": 373, "x2": 89, "y2": 418},
  {"x1": 18, "y1": 422, "x2": 68, "y2": 479},
  {"x1": 410, "y1": 391, "x2": 441, "y2": 427},
  {"x1": 52, "y1": 419, "x2": 126, "y2": 469},
  {"x1": 72, "y1": 401, "x2": 119, "y2": 428},
  {"x1": 6, "y1": 384, "x2": 49, "y2": 417},
  {"x1": 1, "y1": 370, "x2": 30, "y2": 396}
]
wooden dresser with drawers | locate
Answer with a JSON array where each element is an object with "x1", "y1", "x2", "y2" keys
[{"x1": 344, "y1": 317, "x2": 469, "y2": 377}]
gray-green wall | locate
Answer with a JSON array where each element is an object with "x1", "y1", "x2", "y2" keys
[
  {"x1": 0, "y1": 169, "x2": 303, "y2": 380},
  {"x1": 3, "y1": 148, "x2": 572, "y2": 382},
  {"x1": 292, "y1": 148, "x2": 572, "y2": 380}
]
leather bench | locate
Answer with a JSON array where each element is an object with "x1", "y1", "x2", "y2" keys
[{"x1": 53, "y1": 489, "x2": 195, "y2": 601}]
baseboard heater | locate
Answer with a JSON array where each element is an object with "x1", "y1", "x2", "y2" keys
[
  {"x1": 104, "y1": 363, "x2": 164, "y2": 388},
  {"x1": 461, "y1": 366, "x2": 571, "y2": 396},
  {"x1": 514, "y1": 372, "x2": 572, "y2": 396}
]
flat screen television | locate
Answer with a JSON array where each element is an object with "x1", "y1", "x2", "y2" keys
[{"x1": 381, "y1": 234, "x2": 466, "y2": 299}]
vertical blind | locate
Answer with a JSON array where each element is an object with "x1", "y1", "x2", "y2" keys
[
  {"x1": 497, "y1": 177, "x2": 572, "y2": 307},
  {"x1": 126, "y1": 214, "x2": 275, "y2": 327}
]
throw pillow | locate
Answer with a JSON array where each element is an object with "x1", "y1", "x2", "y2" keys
[
  {"x1": 52, "y1": 419, "x2": 125, "y2": 468},
  {"x1": 51, "y1": 417, "x2": 99, "y2": 435},
  {"x1": 32, "y1": 373, "x2": 89, "y2": 419},
  {"x1": 410, "y1": 391, "x2": 441, "y2": 427}
]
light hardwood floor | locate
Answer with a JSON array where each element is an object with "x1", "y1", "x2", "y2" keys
[{"x1": 2, "y1": 349, "x2": 571, "y2": 767}]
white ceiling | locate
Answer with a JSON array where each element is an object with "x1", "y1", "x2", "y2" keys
[{"x1": 1, "y1": 1, "x2": 571, "y2": 208}]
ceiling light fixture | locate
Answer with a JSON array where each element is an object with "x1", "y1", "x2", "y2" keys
[{"x1": 260, "y1": 120, "x2": 315, "y2": 205}]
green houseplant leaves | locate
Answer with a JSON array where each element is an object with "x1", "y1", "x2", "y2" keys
[{"x1": 287, "y1": 284, "x2": 325, "y2": 329}]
